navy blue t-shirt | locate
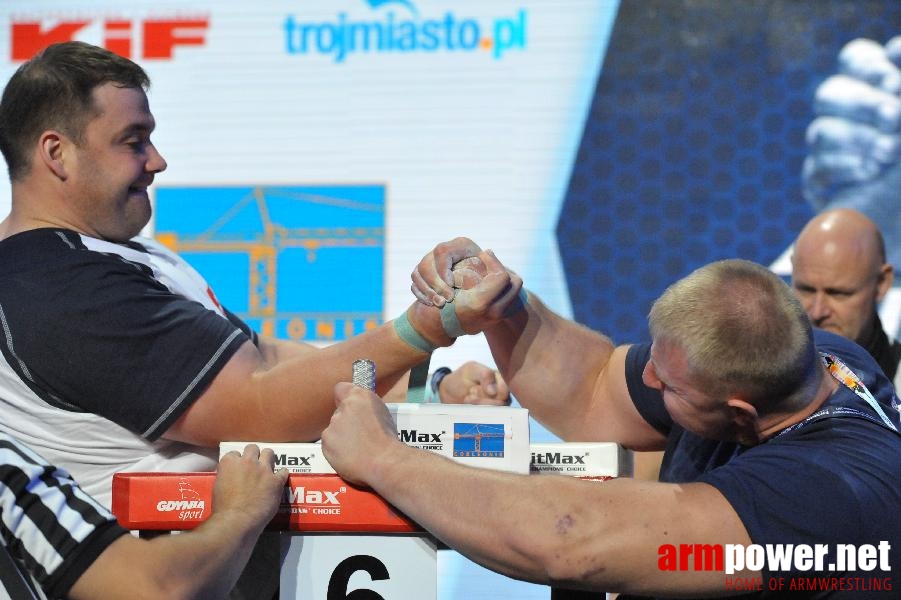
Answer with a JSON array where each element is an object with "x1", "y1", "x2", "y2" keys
[{"x1": 625, "y1": 330, "x2": 901, "y2": 598}]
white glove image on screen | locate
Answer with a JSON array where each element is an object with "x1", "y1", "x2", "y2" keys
[{"x1": 802, "y1": 36, "x2": 901, "y2": 268}]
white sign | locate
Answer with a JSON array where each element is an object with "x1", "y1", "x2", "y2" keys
[{"x1": 280, "y1": 534, "x2": 438, "y2": 600}]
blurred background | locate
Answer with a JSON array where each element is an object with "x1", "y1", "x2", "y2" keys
[{"x1": 3, "y1": 1, "x2": 900, "y2": 597}]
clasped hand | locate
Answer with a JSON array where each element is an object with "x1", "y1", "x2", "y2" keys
[{"x1": 410, "y1": 237, "x2": 524, "y2": 336}]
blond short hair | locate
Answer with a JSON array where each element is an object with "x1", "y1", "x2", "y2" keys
[{"x1": 648, "y1": 259, "x2": 818, "y2": 412}]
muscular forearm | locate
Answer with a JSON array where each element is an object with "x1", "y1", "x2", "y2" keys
[
  {"x1": 368, "y1": 442, "x2": 574, "y2": 584},
  {"x1": 366, "y1": 444, "x2": 756, "y2": 596},
  {"x1": 257, "y1": 327, "x2": 419, "y2": 431},
  {"x1": 68, "y1": 512, "x2": 265, "y2": 600},
  {"x1": 257, "y1": 302, "x2": 446, "y2": 430},
  {"x1": 259, "y1": 308, "x2": 431, "y2": 396},
  {"x1": 484, "y1": 292, "x2": 617, "y2": 439},
  {"x1": 152, "y1": 510, "x2": 265, "y2": 599},
  {"x1": 171, "y1": 302, "x2": 442, "y2": 445}
]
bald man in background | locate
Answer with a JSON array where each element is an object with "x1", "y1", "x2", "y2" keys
[
  {"x1": 791, "y1": 208, "x2": 901, "y2": 388},
  {"x1": 637, "y1": 208, "x2": 901, "y2": 486}
]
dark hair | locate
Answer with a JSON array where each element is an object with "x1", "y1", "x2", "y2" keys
[{"x1": 0, "y1": 41, "x2": 150, "y2": 181}]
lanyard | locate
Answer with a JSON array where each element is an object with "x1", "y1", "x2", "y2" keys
[{"x1": 776, "y1": 353, "x2": 900, "y2": 438}]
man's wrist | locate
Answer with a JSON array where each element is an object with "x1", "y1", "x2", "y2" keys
[
  {"x1": 429, "y1": 367, "x2": 452, "y2": 400},
  {"x1": 406, "y1": 303, "x2": 456, "y2": 349},
  {"x1": 393, "y1": 310, "x2": 439, "y2": 354},
  {"x1": 502, "y1": 287, "x2": 529, "y2": 318}
]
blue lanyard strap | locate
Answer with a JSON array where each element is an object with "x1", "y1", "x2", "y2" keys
[
  {"x1": 776, "y1": 354, "x2": 900, "y2": 438},
  {"x1": 821, "y1": 353, "x2": 899, "y2": 432}
]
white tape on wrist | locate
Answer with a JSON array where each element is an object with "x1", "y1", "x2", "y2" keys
[
  {"x1": 439, "y1": 287, "x2": 530, "y2": 338},
  {"x1": 439, "y1": 294, "x2": 467, "y2": 339},
  {"x1": 393, "y1": 312, "x2": 439, "y2": 354}
]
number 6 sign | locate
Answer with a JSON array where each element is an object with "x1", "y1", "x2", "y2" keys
[{"x1": 280, "y1": 534, "x2": 438, "y2": 599}]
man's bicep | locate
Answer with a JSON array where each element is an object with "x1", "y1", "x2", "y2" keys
[
  {"x1": 578, "y1": 345, "x2": 668, "y2": 450},
  {"x1": 256, "y1": 336, "x2": 317, "y2": 364},
  {"x1": 164, "y1": 340, "x2": 268, "y2": 447},
  {"x1": 595, "y1": 481, "x2": 756, "y2": 596},
  {"x1": 166, "y1": 335, "x2": 342, "y2": 446}
]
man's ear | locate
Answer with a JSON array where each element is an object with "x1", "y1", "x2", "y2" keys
[
  {"x1": 876, "y1": 263, "x2": 894, "y2": 302},
  {"x1": 38, "y1": 131, "x2": 68, "y2": 180},
  {"x1": 726, "y1": 397, "x2": 759, "y2": 430}
]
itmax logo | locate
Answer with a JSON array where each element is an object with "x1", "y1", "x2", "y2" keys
[
  {"x1": 532, "y1": 452, "x2": 586, "y2": 465},
  {"x1": 283, "y1": 485, "x2": 346, "y2": 516},
  {"x1": 399, "y1": 429, "x2": 445, "y2": 451},
  {"x1": 275, "y1": 453, "x2": 314, "y2": 472},
  {"x1": 284, "y1": 0, "x2": 527, "y2": 62}
]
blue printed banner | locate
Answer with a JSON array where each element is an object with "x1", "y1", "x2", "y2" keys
[
  {"x1": 154, "y1": 185, "x2": 385, "y2": 342},
  {"x1": 452, "y1": 423, "x2": 506, "y2": 458}
]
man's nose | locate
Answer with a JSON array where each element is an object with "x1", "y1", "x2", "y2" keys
[
  {"x1": 806, "y1": 292, "x2": 831, "y2": 322},
  {"x1": 147, "y1": 143, "x2": 168, "y2": 173}
]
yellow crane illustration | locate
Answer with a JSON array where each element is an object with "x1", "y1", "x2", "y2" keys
[
  {"x1": 453, "y1": 424, "x2": 506, "y2": 455},
  {"x1": 156, "y1": 186, "x2": 383, "y2": 338}
]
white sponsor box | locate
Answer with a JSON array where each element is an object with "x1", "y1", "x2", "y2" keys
[
  {"x1": 221, "y1": 403, "x2": 530, "y2": 475},
  {"x1": 280, "y1": 534, "x2": 437, "y2": 600},
  {"x1": 387, "y1": 403, "x2": 530, "y2": 474},
  {"x1": 529, "y1": 442, "x2": 632, "y2": 479},
  {"x1": 220, "y1": 441, "x2": 335, "y2": 473}
]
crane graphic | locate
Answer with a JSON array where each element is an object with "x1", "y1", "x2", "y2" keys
[
  {"x1": 453, "y1": 423, "x2": 506, "y2": 457},
  {"x1": 154, "y1": 185, "x2": 384, "y2": 340}
]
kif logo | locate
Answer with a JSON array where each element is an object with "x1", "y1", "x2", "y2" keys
[
  {"x1": 284, "y1": 0, "x2": 527, "y2": 62},
  {"x1": 453, "y1": 423, "x2": 505, "y2": 458},
  {"x1": 155, "y1": 478, "x2": 206, "y2": 521},
  {"x1": 10, "y1": 16, "x2": 209, "y2": 61}
]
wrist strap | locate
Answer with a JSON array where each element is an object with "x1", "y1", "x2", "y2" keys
[
  {"x1": 423, "y1": 366, "x2": 451, "y2": 403},
  {"x1": 440, "y1": 295, "x2": 467, "y2": 338},
  {"x1": 393, "y1": 311, "x2": 439, "y2": 354},
  {"x1": 440, "y1": 287, "x2": 530, "y2": 338},
  {"x1": 406, "y1": 359, "x2": 431, "y2": 404}
]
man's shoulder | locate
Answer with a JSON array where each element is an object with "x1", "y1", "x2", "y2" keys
[
  {"x1": 0, "y1": 228, "x2": 131, "y2": 264},
  {"x1": 0, "y1": 228, "x2": 160, "y2": 270},
  {"x1": 814, "y1": 329, "x2": 901, "y2": 433},
  {"x1": 812, "y1": 328, "x2": 858, "y2": 352},
  {"x1": 0, "y1": 227, "x2": 83, "y2": 252},
  {"x1": 813, "y1": 329, "x2": 885, "y2": 378},
  {"x1": 0, "y1": 229, "x2": 165, "y2": 315}
]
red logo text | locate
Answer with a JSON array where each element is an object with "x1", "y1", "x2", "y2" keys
[{"x1": 10, "y1": 18, "x2": 209, "y2": 61}]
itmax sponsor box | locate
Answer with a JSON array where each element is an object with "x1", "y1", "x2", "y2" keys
[
  {"x1": 111, "y1": 472, "x2": 421, "y2": 533},
  {"x1": 388, "y1": 403, "x2": 530, "y2": 474},
  {"x1": 529, "y1": 442, "x2": 632, "y2": 480},
  {"x1": 221, "y1": 403, "x2": 531, "y2": 475},
  {"x1": 220, "y1": 441, "x2": 334, "y2": 473}
]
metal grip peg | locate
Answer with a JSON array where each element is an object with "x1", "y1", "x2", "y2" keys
[{"x1": 352, "y1": 359, "x2": 376, "y2": 391}]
